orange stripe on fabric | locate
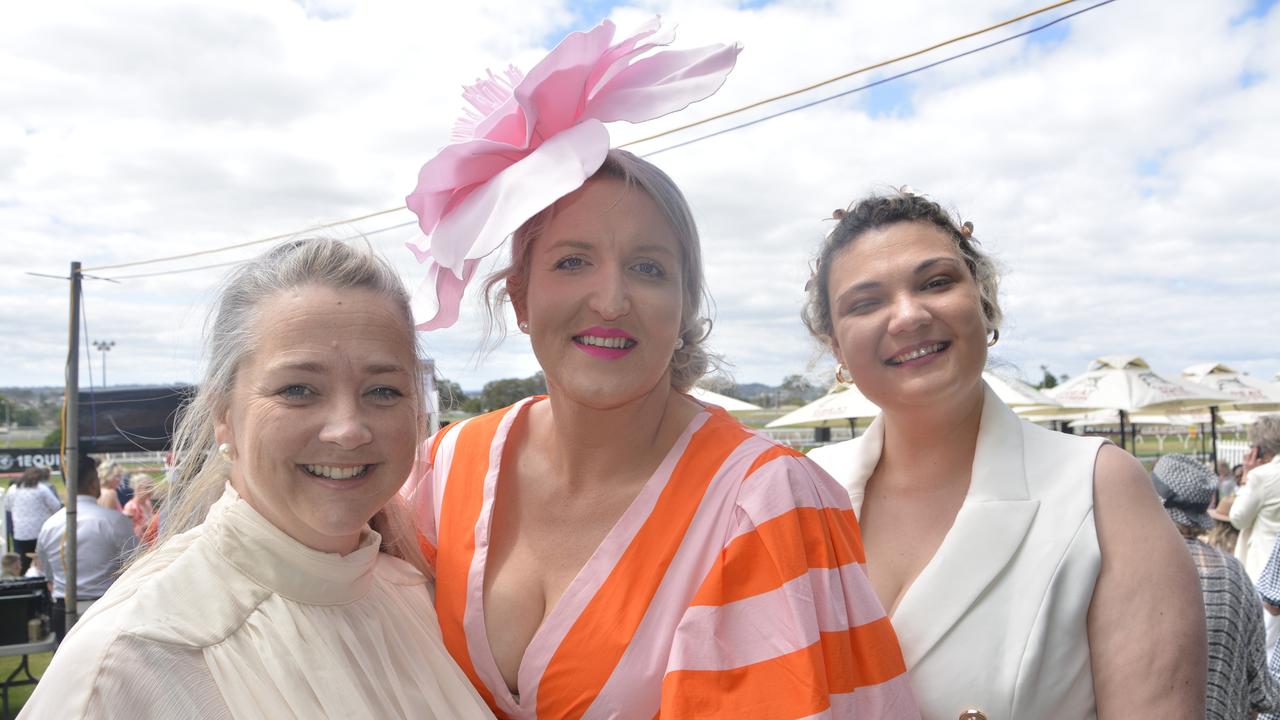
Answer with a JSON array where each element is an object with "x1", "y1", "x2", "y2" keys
[
  {"x1": 659, "y1": 617, "x2": 907, "y2": 717},
  {"x1": 742, "y1": 443, "x2": 801, "y2": 479},
  {"x1": 536, "y1": 415, "x2": 750, "y2": 718},
  {"x1": 692, "y1": 506, "x2": 865, "y2": 606},
  {"x1": 434, "y1": 410, "x2": 508, "y2": 716},
  {"x1": 428, "y1": 419, "x2": 459, "y2": 464},
  {"x1": 416, "y1": 529, "x2": 437, "y2": 570}
]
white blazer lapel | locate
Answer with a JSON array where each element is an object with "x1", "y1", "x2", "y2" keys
[{"x1": 888, "y1": 384, "x2": 1041, "y2": 668}]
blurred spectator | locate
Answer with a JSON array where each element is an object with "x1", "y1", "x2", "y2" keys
[
  {"x1": 1, "y1": 552, "x2": 20, "y2": 577},
  {"x1": 36, "y1": 454, "x2": 138, "y2": 639},
  {"x1": 1152, "y1": 454, "x2": 1279, "y2": 718},
  {"x1": 97, "y1": 462, "x2": 125, "y2": 511},
  {"x1": 1208, "y1": 498, "x2": 1241, "y2": 555},
  {"x1": 5, "y1": 467, "x2": 63, "y2": 573},
  {"x1": 1217, "y1": 460, "x2": 1238, "y2": 506},
  {"x1": 1255, "y1": 540, "x2": 1280, "y2": 720},
  {"x1": 1231, "y1": 415, "x2": 1280, "y2": 581},
  {"x1": 121, "y1": 473, "x2": 155, "y2": 541}
]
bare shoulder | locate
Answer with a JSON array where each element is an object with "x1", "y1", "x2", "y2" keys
[
  {"x1": 1092, "y1": 443, "x2": 1157, "y2": 507},
  {"x1": 1088, "y1": 443, "x2": 1206, "y2": 718}
]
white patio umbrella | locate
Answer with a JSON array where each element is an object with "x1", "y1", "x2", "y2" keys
[
  {"x1": 1182, "y1": 363, "x2": 1280, "y2": 411},
  {"x1": 765, "y1": 384, "x2": 881, "y2": 428},
  {"x1": 767, "y1": 371, "x2": 1060, "y2": 429},
  {"x1": 688, "y1": 386, "x2": 762, "y2": 413},
  {"x1": 983, "y1": 372, "x2": 1061, "y2": 408},
  {"x1": 1182, "y1": 362, "x2": 1280, "y2": 463},
  {"x1": 1047, "y1": 356, "x2": 1230, "y2": 451}
]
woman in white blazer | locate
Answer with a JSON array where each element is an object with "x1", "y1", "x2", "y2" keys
[{"x1": 802, "y1": 190, "x2": 1204, "y2": 720}]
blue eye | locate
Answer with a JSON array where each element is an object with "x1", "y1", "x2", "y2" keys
[
  {"x1": 555, "y1": 256, "x2": 586, "y2": 271},
  {"x1": 633, "y1": 261, "x2": 666, "y2": 278},
  {"x1": 367, "y1": 386, "x2": 404, "y2": 404},
  {"x1": 279, "y1": 384, "x2": 314, "y2": 400}
]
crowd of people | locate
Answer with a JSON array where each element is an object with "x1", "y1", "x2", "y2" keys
[
  {"x1": 2, "y1": 460, "x2": 152, "y2": 641},
  {"x1": 13, "y1": 16, "x2": 1280, "y2": 720}
]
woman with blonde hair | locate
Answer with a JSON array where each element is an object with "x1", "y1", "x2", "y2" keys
[{"x1": 398, "y1": 18, "x2": 918, "y2": 717}]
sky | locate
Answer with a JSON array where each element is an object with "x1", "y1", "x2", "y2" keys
[{"x1": 2, "y1": 0, "x2": 1277, "y2": 393}]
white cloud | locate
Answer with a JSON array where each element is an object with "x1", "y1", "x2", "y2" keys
[{"x1": 2, "y1": 0, "x2": 1277, "y2": 396}]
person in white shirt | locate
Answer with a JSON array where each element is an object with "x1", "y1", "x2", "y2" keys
[
  {"x1": 35, "y1": 453, "x2": 137, "y2": 639},
  {"x1": 1230, "y1": 415, "x2": 1280, "y2": 581},
  {"x1": 5, "y1": 467, "x2": 62, "y2": 573}
]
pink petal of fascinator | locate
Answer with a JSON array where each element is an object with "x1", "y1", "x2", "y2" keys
[{"x1": 405, "y1": 17, "x2": 740, "y2": 330}]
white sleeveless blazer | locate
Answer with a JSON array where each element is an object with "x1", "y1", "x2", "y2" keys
[{"x1": 809, "y1": 384, "x2": 1105, "y2": 720}]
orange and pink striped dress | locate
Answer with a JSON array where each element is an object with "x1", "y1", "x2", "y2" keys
[{"x1": 406, "y1": 397, "x2": 918, "y2": 719}]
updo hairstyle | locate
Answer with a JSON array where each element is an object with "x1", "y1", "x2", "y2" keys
[{"x1": 802, "y1": 189, "x2": 1002, "y2": 345}]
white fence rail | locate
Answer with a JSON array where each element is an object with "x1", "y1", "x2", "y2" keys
[{"x1": 1218, "y1": 440, "x2": 1249, "y2": 468}]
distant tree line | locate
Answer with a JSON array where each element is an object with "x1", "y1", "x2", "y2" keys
[
  {"x1": 436, "y1": 372, "x2": 549, "y2": 415},
  {"x1": 0, "y1": 394, "x2": 47, "y2": 427}
]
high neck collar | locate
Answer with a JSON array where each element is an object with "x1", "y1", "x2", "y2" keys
[{"x1": 205, "y1": 484, "x2": 381, "y2": 605}]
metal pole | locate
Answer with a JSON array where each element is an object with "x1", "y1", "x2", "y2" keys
[
  {"x1": 64, "y1": 262, "x2": 81, "y2": 636},
  {"x1": 1119, "y1": 410, "x2": 1128, "y2": 453},
  {"x1": 1210, "y1": 406, "x2": 1220, "y2": 468}
]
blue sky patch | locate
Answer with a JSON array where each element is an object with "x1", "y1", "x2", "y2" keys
[
  {"x1": 1240, "y1": 70, "x2": 1264, "y2": 88},
  {"x1": 1232, "y1": 0, "x2": 1277, "y2": 25},
  {"x1": 566, "y1": 0, "x2": 624, "y2": 27},
  {"x1": 861, "y1": 78, "x2": 915, "y2": 118},
  {"x1": 1025, "y1": 17, "x2": 1071, "y2": 49}
]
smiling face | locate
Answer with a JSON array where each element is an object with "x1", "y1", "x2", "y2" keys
[
  {"x1": 516, "y1": 177, "x2": 685, "y2": 409},
  {"x1": 214, "y1": 284, "x2": 419, "y2": 554},
  {"x1": 825, "y1": 221, "x2": 988, "y2": 411}
]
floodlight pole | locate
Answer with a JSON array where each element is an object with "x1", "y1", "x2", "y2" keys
[{"x1": 64, "y1": 262, "x2": 81, "y2": 636}]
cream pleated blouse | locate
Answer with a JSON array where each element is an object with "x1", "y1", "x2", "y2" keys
[{"x1": 21, "y1": 485, "x2": 493, "y2": 720}]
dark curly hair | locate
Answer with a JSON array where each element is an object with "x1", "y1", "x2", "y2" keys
[{"x1": 802, "y1": 188, "x2": 1002, "y2": 344}]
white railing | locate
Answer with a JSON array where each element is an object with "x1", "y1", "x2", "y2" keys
[
  {"x1": 1218, "y1": 440, "x2": 1249, "y2": 468},
  {"x1": 757, "y1": 427, "x2": 856, "y2": 449}
]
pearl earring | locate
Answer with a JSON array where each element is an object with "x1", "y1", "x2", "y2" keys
[
  {"x1": 218, "y1": 442, "x2": 232, "y2": 459},
  {"x1": 674, "y1": 337, "x2": 685, "y2": 351},
  {"x1": 518, "y1": 320, "x2": 529, "y2": 333}
]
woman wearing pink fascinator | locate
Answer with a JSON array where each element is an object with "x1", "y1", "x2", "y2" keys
[{"x1": 403, "y1": 17, "x2": 919, "y2": 719}]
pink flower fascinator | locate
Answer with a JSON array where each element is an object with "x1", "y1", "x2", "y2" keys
[{"x1": 405, "y1": 17, "x2": 740, "y2": 330}]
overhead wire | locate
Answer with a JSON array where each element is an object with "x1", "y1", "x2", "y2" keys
[
  {"x1": 618, "y1": 0, "x2": 1083, "y2": 148},
  {"x1": 97, "y1": 220, "x2": 420, "y2": 280},
  {"x1": 71, "y1": 0, "x2": 1098, "y2": 276},
  {"x1": 641, "y1": 0, "x2": 1116, "y2": 159},
  {"x1": 80, "y1": 207, "x2": 408, "y2": 273}
]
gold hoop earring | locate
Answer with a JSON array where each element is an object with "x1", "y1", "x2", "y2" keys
[
  {"x1": 835, "y1": 364, "x2": 855, "y2": 386},
  {"x1": 987, "y1": 328, "x2": 1000, "y2": 347}
]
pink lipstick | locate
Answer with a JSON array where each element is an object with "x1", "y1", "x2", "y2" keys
[{"x1": 572, "y1": 326, "x2": 638, "y2": 361}]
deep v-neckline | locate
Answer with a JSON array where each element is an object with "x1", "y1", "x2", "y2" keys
[{"x1": 467, "y1": 396, "x2": 710, "y2": 715}]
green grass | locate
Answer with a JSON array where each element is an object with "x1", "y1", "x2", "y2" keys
[
  {"x1": 0, "y1": 438, "x2": 48, "y2": 449},
  {"x1": 0, "y1": 651, "x2": 53, "y2": 713}
]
